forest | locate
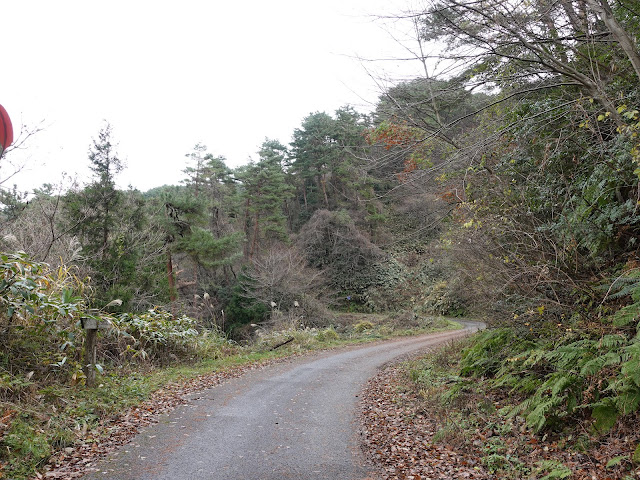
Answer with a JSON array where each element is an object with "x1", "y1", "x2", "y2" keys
[{"x1": 1, "y1": 0, "x2": 640, "y2": 477}]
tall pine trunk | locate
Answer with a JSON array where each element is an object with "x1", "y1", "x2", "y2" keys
[{"x1": 166, "y1": 250, "x2": 176, "y2": 303}]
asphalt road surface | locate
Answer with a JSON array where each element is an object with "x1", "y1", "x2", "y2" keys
[{"x1": 82, "y1": 322, "x2": 483, "y2": 480}]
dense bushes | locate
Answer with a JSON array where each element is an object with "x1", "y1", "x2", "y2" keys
[
  {"x1": 0, "y1": 250, "x2": 239, "y2": 479},
  {"x1": 0, "y1": 252, "x2": 88, "y2": 390},
  {"x1": 107, "y1": 309, "x2": 234, "y2": 365},
  {"x1": 297, "y1": 210, "x2": 407, "y2": 310},
  {"x1": 0, "y1": 251, "x2": 234, "y2": 393}
]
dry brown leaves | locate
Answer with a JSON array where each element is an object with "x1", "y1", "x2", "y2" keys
[
  {"x1": 360, "y1": 366, "x2": 488, "y2": 480},
  {"x1": 360, "y1": 364, "x2": 640, "y2": 480}
]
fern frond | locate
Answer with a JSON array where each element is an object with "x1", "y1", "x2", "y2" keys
[
  {"x1": 612, "y1": 304, "x2": 639, "y2": 327},
  {"x1": 607, "y1": 276, "x2": 640, "y2": 300},
  {"x1": 600, "y1": 271, "x2": 640, "y2": 302},
  {"x1": 615, "y1": 388, "x2": 640, "y2": 415},
  {"x1": 581, "y1": 356, "x2": 608, "y2": 376},
  {"x1": 621, "y1": 345, "x2": 640, "y2": 386},
  {"x1": 600, "y1": 334, "x2": 627, "y2": 349},
  {"x1": 551, "y1": 375, "x2": 575, "y2": 396}
]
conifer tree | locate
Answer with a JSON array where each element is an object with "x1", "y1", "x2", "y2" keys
[
  {"x1": 289, "y1": 108, "x2": 371, "y2": 223},
  {"x1": 64, "y1": 123, "x2": 144, "y2": 308},
  {"x1": 236, "y1": 139, "x2": 294, "y2": 258},
  {"x1": 155, "y1": 148, "x2": 243, "y2": 305}
]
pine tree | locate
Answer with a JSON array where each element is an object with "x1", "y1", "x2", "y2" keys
[
  {"x1": 289, "y1": 108, "x2": 372, "y2": 224},
  {"x1": 64, "y1": 123, "x2": 144, "y2": 308},
  {"x1": 236, "y1": 139, "x2": 295, "y2": 258}
]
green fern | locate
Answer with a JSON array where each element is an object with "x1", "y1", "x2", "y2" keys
[
  {"x1": 603, "y1": 273, "x2": 640, "y2": 301},
  {"x1": 534, "y1": 459, "x2": 572, "y2": 479},
  {"x1": 613, "y1": 304, "x2": 639, "y2": 327},
  {"x1": 527, "y1": 398, "x2": 557, "y2": 431},
  {"x1": 608, "y1": 272, "x2": 640, "y2": 326},
  {"x1": 591, "y1": 401, "x2": 619, "y2": 433},
  {"x1": 551, "y1": 375, "x2": 575, "y2": 396},
  {"x1": 581, "y1": 355, "x2": 609, "y2": 376},
  {"x1": 614, "y1": 388, "x2": 640, "y2": 415},
  {"x1": 621, "y1": 343, "x2": 640, "y2": 386},
  {"x1": 600, "y1": 334, "x2": 627, "y2": 348},
  {"x1": 458, "y1": 279, "x2": 640, "y2": 432}
]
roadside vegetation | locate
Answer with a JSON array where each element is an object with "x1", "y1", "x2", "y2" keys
[
  {"x1": 365, "y1": 329, "x2": 640, "y2": 479},
  {"x1": 356, "y1": 0, "x2": 640, "y2": 476},
  {"x1": 2, "y1": 0, "x2": 640, "y2": 477}
]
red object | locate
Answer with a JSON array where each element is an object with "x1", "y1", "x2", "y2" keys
[{"x1": 0, "y1": 104, "x2": 14, "y2": 151}]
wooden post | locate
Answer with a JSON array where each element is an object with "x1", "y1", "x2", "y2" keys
[{"x1": 81, "y1": 317, "x2": 98, "y2": 387}]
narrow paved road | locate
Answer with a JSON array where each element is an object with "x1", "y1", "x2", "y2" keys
[{"x1": 83, "y1": 322, "x2": 483, "y2": 480}]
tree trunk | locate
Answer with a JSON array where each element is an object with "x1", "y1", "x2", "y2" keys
[
  {"x1": 84, "y1": 328, "x2": 97, "y2": 388},
  {"x1": 561, "y1": 0, "x2": 583, "y2": 32},
  {"x1": 584, "y1": 0, "x2": 640, "y2": 84},
  {"x1": 243, "y1": 197, "x2": 251, "y2": 259},
  {"x1": 250, "y1": 214, "x2": 260, "y2": 259},
  {"x1": 320, "y1": 175, "x2": 329, "y2": 207},
  {"x1": 414, "y1": 17, "x2": 443, "y2": 126},
  {"x1": 167, "y1": 250, "x2": 176, "y2": 302},
  {"x1": 101, "y1": 207, "x2": 109, "y2": 260}
]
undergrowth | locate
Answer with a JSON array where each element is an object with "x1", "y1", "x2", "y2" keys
[
  {"x1": 404, "y1": 270, "x2": 640, "y2": 478},
  {"x1": 460, "y1": 270, "x2": 640, "y2": 438}
]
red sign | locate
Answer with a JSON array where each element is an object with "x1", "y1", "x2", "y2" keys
[{"x1": 0, "y1": 104, "x2": 14, "y2": 151}]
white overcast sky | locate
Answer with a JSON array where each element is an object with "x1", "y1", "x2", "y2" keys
[{"x1": 1, "y1": 0, "x2": 425, "y2": 193}]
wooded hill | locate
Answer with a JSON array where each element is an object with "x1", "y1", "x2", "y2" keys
[{"x1": 1, "y1": 0, "x2": 640, "y2": 477}]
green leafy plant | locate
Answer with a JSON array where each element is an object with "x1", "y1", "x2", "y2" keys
[
  {"x1": 108, "y1": 308, "x2": 230, "y2": 364},
  {"x1": 534, "y1": 460, "x2": 572, "y2": 479}
]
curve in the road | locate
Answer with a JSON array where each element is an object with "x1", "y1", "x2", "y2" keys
[{"x1": 82, "y1": 322, "x2": 483, "y2": 480}]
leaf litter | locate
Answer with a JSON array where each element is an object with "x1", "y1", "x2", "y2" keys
[
  {"x1": 359, "y1": 361, "x2": 640, "y2": 480},
  {"x1": 360, "y1": 365, "x2": 487, "y2": 480}
]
